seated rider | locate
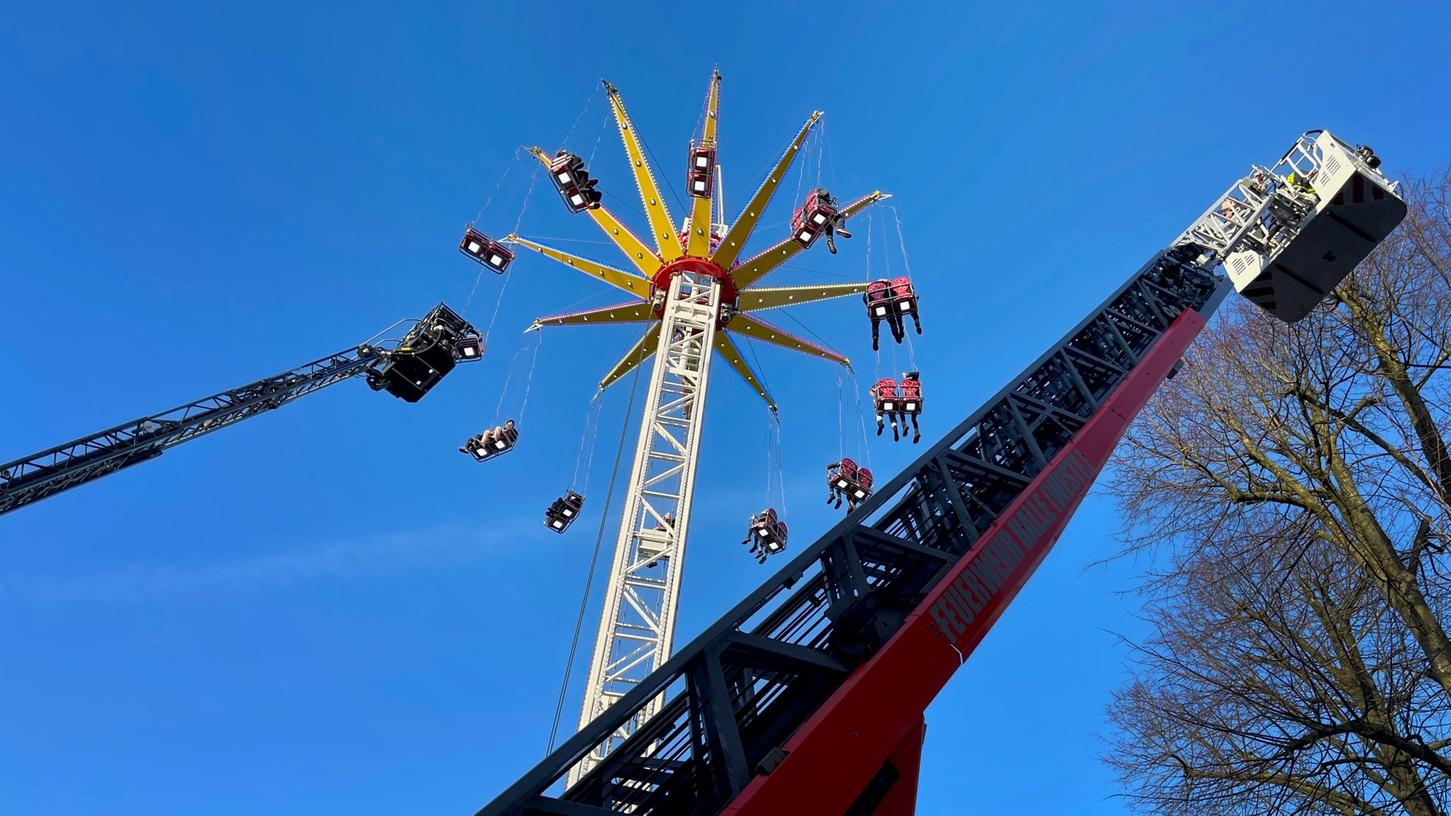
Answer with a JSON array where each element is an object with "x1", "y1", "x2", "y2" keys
[
  {"x1": 864, "y1": 279, "x2": 895, "y2": 350},
  {"x1": 742, "y1": 509, "x2": 780, "y2": 564},
  {"x1": 827, "y1": 458, "x2": 860, "y2": 509},
  {"x1": 898, "y1": 373, "x2": 923, "y2": 444},
  {"x1": 872, "y1": 378, "x2": 900, "y2": 440},
  {"x1": 890, "y1": 277, "x2": 921, "y2": 336},
  {"x1": 850, "y1": 466, "x2": 875, "y2": 511}
]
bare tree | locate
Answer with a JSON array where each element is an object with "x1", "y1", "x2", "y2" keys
[{"x1": 1105, "y1": 171, "x2": 1451, "y2": 815}]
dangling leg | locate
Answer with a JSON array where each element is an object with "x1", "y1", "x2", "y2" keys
[
  {"x1": 910, "y1": 308, "x2": 922, "y2": 335},
  {"x1": 871, "y1": 318, "x2": 881, "y2": 352},
  {"x1": 890, "y1": 413, "x2": 900, "y2": 442},
  {"x1": 876, "y1": 411, "x2": 885, "y2": 436},
  {"x1": 909, "y1": 413, "x2": 921, "y2": 444},
  {"x1": 889, "y1": 313, "x2": 906, "y2": 343}
]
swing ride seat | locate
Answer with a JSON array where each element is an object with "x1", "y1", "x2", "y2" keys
[
  {"x1": 790, "y1": 188, "x2": 839, "y2": 248},
  {"x1": 871, "y1": 378, "x2": 899, "y2": 414},
  {"x1": 890, "y1": 276, "x2": 918, "y2": 315},
  {"x1": 687, "y1": 145, "x2": 716, "y2": 198},
  {"x1": 864, "y1": 280, "x2": 892, "y2": 320},
  {"x1": 459, "y1": 227, "x2": 515, "y2": 274},
  {"x1": 899, "y1": 373, "x2": 923, "y2": 415},
  {"x1": 455, "y1": 330, "x2": 485, "y2": 362},
  {"x1": 828, "y1": 458, "x2": 873, "y2": 504},
  {"x1": 376, "y1": 304, "x2": 475, "y2": 403},
  {"x1": 827, "y1": 457, "x2": 860, "y2": 492},
  {"x1": 461, "y1": 422, "x2": 519, "y2": 463},
  {"x1": 854, "y1": 467, "x2": 875, "y2": 502},
  {"x1": 747, "y1": 508, "x2": 788, "y2": 557},
  {"x1": 548, "y1": 150, "x2": 602, "y2": 213},
  {"x1": 544, "y1": 490, "x2": 586, "y2": 533}
]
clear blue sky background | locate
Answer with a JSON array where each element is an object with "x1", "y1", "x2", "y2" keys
[{"x1": 2, "y1": 3, "x2": 1448, "y2": 814}]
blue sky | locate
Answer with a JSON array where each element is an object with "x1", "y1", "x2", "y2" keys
[{"x1": 2, "y1": 2, "x2": 1448, "y2": 814}]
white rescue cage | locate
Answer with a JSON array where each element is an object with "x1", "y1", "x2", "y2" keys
[{"x1": 1180, "y1": 130, "x2": 1407, "y2": 323}]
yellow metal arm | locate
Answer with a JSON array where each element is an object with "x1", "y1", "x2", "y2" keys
[
  {"x1": 586, "y1": 207, "x2": 661, "y2": 276},
  {"x1": 685, "y1": 70, "x2": 722, "y2": 259},
  {"x1": 711, "y1": 111, "x2": 822, "y2": 269},
  {"x1": 712, "y1": 330, "x2": 775, "y2": 412},
  {"x1": 838, "y1": 190, "x2": 892, "y2": 222},
  {"x1": 506, "y1": 235, "x2": 651, "y2": 300},
  {"x1": 600, "y1": 324, "x2": 662, "y2": 389},
  {"x1": 526, "y1": 146, "x2": 660, "y2": 276},
  {"x1": 729, "y1": 238, "x2": 804, "y2": 290},
  {"x1": 736, "y1": 282, "x2": 869, "y2": 312},
  {"x1": 726, "y1": 315, "x2": 849, "y2": 368},
  {"x1": 605, "y1": 81, "x2": 683, "y2": 262},
  {"x1": 731, "y1": 190, "x2": 892, "y2": 289},
  {"x1": 530, "y1": 301, "x2": 655, "y2": 330}
]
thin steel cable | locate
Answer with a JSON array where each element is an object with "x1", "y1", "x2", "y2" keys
[
  {"x1": 817, "y1": 124, "x2": 827, "y2": 186},
  {"x1": 471, "y1": 148, "x2": 524, "y2": 225},
  {"x1": 773, "y1": 414, "x2": 788, "y2": 517},
  {"x1": 741, "y1": 334, "x2": 774, "y2": 403},
  {"x1": 493, "y1": 343, "x2": 527, "y2": 420},
  {"x1": 777, "y1": 308, "x2": 842, "y2": 363},
  {"x1": 482, "y1": 162, "x2": 542, "y2": 344},
  {"x1": 638, "y1": 128, "x2": 688, "y2": 215},
  {"x1": 586, "y1": 106, "x2": 608, "y2": 168},
  {"x1": 887, "y1": 205, "x2": 918, "y2": 370},
  {"x1": 546, "y1": 360, "x2": 644, "y2": 753},
  {"x1": 571, "y1": 394, "x2": 604, "y2": 489},
  {"x1": 849, "y1": 369, "x2": 873, "y2": 470},
  {"x1": 778, "y1": 263, "x2": 856, "y2": 281},
  {"x1": 560, "y1": 87, "x2": 599, "y2": 152},
  {"x1": 889, "y1": 205, "x2": 914, "y2": 279},
  {"x1": 464, "y1": 149, "x2": 527, "y2": 313},
  {"x1": 792, "y1": 128, "x2": 808, "y2": 215},
  {"x1": 766, "y1": 426, "x2": 777, "y2": 508},
  {"x1": 463, "y1": 267, "x2": 488, "y2": 314},
  {"x1": 517, "y1": 332, "x2": 543, "y2": 423}
]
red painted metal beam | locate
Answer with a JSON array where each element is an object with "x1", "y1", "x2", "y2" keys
[
  {"x1": 865, "y1": 718, "x2": 926, "y2": 816},
  {"x1": 721, "y1": 308, "x2": 1208, "y2": 816}
]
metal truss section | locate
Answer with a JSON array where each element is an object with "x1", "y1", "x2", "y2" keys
[
  {"x1": 477, "y1": 251, "x2": 1226, "y2": 816},
  {"x1": 570, "y1": 271, "x2": 723, "y2": 785},
  {"x1": 0, "y1": 304, "x2": 477, "y2": 517},
  {"x1": 0, "y1": 348, "x2": 381, "y2": 515}
]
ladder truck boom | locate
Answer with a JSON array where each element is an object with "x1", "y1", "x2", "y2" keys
[
  {"x1": 474, "y1": 130, "x2": 1405, "y2": 816},
  {"x1": 0, "y1": 303, "x2": 480, "y2": 517}
]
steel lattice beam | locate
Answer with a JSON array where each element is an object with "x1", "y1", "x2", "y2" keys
[
  {"x1": 475, "y1": 249, "x2": 1227, "y2": 816},
  {"x1": 0, "y1": 304, "x2": 476, "y2": 517},
  {"x1": 569, "y1": 271, "x2": 723, "y2": 785}
]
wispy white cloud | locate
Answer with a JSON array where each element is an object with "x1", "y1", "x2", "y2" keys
[{"x1": 0, "y1": 522, "x2": 521, "y2": 604}]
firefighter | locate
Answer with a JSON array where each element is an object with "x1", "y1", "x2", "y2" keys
[{"x1": 1286, "y1": 169, "x2": 1317, "y2": 199}]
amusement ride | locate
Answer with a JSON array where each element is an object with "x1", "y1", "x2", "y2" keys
[{"x1": 0, "y1": 66, "x2": 1412, "y2": 816}]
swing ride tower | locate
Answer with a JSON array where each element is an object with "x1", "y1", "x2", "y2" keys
[{"x1": 503, "y1": 72, "x2": 890, "y2": 779}]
